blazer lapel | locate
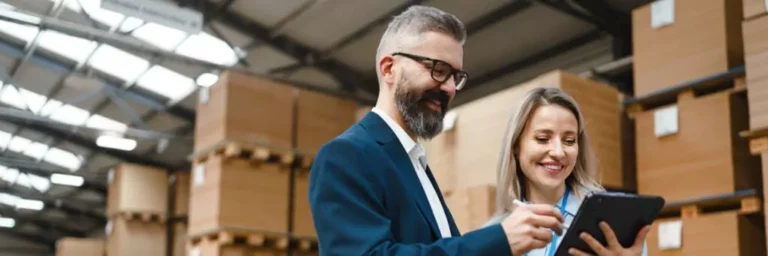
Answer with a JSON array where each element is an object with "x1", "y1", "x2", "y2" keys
[{"x1": 360, "y1": 112, "x2": 442, "y2": 239}]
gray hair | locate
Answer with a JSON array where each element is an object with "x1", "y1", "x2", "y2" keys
[{"x1": 375, "y1": 5, "x2": 466, "y2": 79}]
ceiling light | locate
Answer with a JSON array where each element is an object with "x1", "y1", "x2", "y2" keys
[
  {"x1": 195, "y1": 72, "x2": 219, "y2": 87},
  {"x1": 16, "y1": 199, "x2": 44, "y2": 211},
  {"x1": 0, "y1": 217, "x2": 14, "y2": 228},
  {"x1": 96, "y1": 135, "x2": 137, "y2": 151},
  {"x1": 50, "y1": 173, "x2": 84, "y2": 187}
]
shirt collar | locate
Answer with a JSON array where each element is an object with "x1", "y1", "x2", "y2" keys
[{"x1": 371, "y1": 107, "x2": 426, "y2": 162}]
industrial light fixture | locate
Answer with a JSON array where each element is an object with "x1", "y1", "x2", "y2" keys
[
  {"x1": 50, "y1": 173, "x2": 84, "y2": 187},
  {"x1": 16, "y1": 199, "x2": 44, "y2": 211},
  {"x1": 196, "y1": 72, "x2": 219, "y2": 87},
  {"x1": 96, "y1": 135, "x2": 137, "y2": 151},
  {"x1": 0, "y1": 217, "x2": 14, "y2": 228}
]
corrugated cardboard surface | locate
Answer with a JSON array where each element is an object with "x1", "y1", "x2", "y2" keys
[
  {"x1": 743, "y1": 14, "x2": 768, "y2": 129},
  {"x1": 293, "y1": 173, "x2": 315, "y2": 239},
  {"x1": 107, "y1": 163, "x2": 168, "y2": 217},
  {"x1": 297, "y1": 89, "x2": 357, "y2": 156},
  {"x1": 175, "y1": 172, "x2": 190, "y2": 217},
  {"x1": 56, "y1": 238, "x2": 105, "y2": 256},
  {"x1": 194, "y1": 71, "x2": 294, "y2": 152},
  {"x1": 743, "y1": 0, "x2": 768, "y2": 20},
  {"x1": 188, "y1": 156, "x2": 289, "y2": 236},
  {"x1": 106, "y1": 218, "x2": 166, "y2": 256},
  {"x1": 647, "y1": 211, "x2": 766, "y2": 255},
  {"x1": 635, "y1": 92, "x2": 761, "y2": 202},
  {"x1": 632, "y1": 0, "x2": 744, "y2": 97},
  {"x1": 445, "y1": 185, "x2": 496, "y2": 234}
]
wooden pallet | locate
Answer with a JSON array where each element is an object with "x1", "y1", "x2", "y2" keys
[
  {"x1": 625, "y1": 66, "x2": 746, "y2": 118},
  {"x1": 110, "y1": 211, "x2": 167, "y2": 223},
  {"x1": 190, "y1": 138, "x2": 296, "y2": 167},
  {"x1": 656, "y1": 189, "x2": 761, "y2": 219},
  {"x1": 188, "y1": 227, "x2": 318, "y2": 252},
  {"x1": 740, "y1": 127, "x2": 768, "y2": 155}
]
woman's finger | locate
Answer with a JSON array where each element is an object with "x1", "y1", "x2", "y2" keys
[
  {"x1": 599, "y1": 221, "x2": 621, "y2": 249},
  {"x1": 633, "y1": 225, "x2": 652, "y2": 248},
  {"x1": 579, "y1": 232, "x2": 609, "y2": 255},
  {"x1": 568, "y1": 248, "x2": 594, "y2": 256}
]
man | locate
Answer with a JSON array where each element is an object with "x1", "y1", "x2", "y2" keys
[{"x1": 308, "y1": 6, "x2": 565, "y2": 255}]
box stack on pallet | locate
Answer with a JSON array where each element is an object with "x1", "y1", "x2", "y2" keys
[
  {"x1": 742, "y1": 0, "x2": 768, "y2": 252},
  {"x1": 423, "y1": 70, "x2": 625, "y2": 233},
  {"x1": 55, "y1": 237, "x2": 105, "y2": 256},
  {"x1": 628, "y1": 0, "x2": 766, "y2": 254},
  {"x1": 188, "y1": 70, "x2": 357, "y2": 256},
  {"x1": 105, "y1": 163, "x2": 170, "y2": 256},
  {"x1": 171, "y1": 172, "x2": 190, "y2": 256}
]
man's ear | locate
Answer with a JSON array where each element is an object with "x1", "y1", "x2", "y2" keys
[{"x1": 379, "y1": 55, "x2": 395, "y2": 86}]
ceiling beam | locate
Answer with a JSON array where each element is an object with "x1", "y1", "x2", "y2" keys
[
  {"x1": 0, "y1": 228, "x2": 55, "y2": 249},
  {"x1": 180, "y1": 0, "x2": 374, "y2": 95},
  {"x1": 0, "y1": 207, "x2": 88, "y2": 238},
  {"x1": 534, "y1": 0, "x2": 624, "y2": 37}
]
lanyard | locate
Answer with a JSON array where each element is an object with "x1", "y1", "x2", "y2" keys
[{"x1": 523, "y1": 185, "x2": 570, "y2": 256}]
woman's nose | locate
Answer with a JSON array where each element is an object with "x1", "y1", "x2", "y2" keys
[{"x1": 549, "y1": 143, "x2": 566, "y2": 158}]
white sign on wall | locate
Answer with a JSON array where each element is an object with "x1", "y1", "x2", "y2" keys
[{"x1": 101, "y1": 0, "x2": 203, "y2": 34}]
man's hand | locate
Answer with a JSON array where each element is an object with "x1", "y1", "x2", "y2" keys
[{"x1": 501, "y1": 204, "x2": 565, "y2": 255}]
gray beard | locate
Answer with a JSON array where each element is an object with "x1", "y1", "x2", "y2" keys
[{"x1": 394, "y1": 78, "x2": 445, "y2": 140}]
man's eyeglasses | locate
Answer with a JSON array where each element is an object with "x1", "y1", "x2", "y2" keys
[{"x1": 392, "y1": 52, "x2": 469, "y2": 90}]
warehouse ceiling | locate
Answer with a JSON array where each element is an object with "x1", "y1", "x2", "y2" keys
[{"x1": 0, "y1": 0, "x2": 649, "y2": 249}]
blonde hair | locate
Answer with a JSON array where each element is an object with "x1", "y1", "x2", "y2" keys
[{"x1": 492, "y1": 87, "x2": 604, "y2": 218}]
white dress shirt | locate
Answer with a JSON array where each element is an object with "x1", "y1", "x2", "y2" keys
[{"x1": 371, "y1": 107, "x2": 452, "y2": 238}]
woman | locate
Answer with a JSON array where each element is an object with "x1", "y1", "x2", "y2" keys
[{"x1": 484, "y1": 87, "x2": 649, "y2": 256}]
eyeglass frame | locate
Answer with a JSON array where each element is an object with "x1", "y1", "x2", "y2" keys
[{"x1": 391, "y1": 52, "x2": 469, "y2": 90}]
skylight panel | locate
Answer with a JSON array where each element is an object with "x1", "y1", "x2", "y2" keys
[
  {"x1": 136, "y1": 65, "x2": 196, "y2": 103},
  {"x1": 132, "y1": 23, "x2": 187, "y2": 51},
  {"x1": 18, "y1": 88, "x2": 48, "y2": 114},
  {"x1": 0, "y1": 217, "x2": 13, "y2": 228},
  {"x1": 22, "y1": 142, "x2": 49, "y2": 161},
  {"x1": 16, "y1": 199, "x2": 43, "y2": 210},
  {"x1": 15, "y1": 173, "x2": 30, "y2": 188},
  {"x1": 0, "y1": 19, "x2": 39, "y2": 43},
  {"x1": 48, "y1": 104, "x2": 90, "y2": 126},
  {"x1": 176, "y1": 32, "x2": 239, "y2": 66},
  {"x1": 88, "y1": 44, "x2": 150, "y2": 82},
  {"x1": 0, "y1": 130, "x2": 10, "y2": 149},
  {"x1": 0, "y1": 85, "x2": 27, "y2": 110},
  {"x1": 38, "y1": 30, "x2": 98, "y2": 64},
  {"x1": 7, "y1": 136, "x2": 30, "y2": 153},
  {"x1": 28, "y1": 174, "x2": 50, "y2": 192},
  {"x1": 1, "y1": 168, "x2": 18, "y2": 183},
  {"x1": 43, "y1": 147, "x2": 81, "y2": 171},
  {"x1": 38, "y1": 99, "x2": 63, "y2": 117},
  {"x1": 86, "y1": 114, "x2": 128, "y2": 133},
  {"x1": 0, "y1": 193, "x2": 18, "y2": 207}
]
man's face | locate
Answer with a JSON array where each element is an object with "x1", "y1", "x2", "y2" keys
[{"x1": 392, "y1": 32, "x2": 463, "y2": 140}]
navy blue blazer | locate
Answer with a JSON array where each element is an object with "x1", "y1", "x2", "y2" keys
[{"x1": 308, "y1": 112, "x2": 511, "y2": 255}]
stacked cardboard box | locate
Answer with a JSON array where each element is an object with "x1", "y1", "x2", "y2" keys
[
  {"x1": 105, "y1": 163, "x2": 169, "y2": 256},
  {"x1": 173, "y1": 172, "x2": 190, "y2": 256},
  {"x1": 631, "y1": 0, "x2": 766, "y2": 254},
  {"x1": 190, "y1": 70, "x2": 357, "y2": 255},
  {"x1": 56, "y1": 237, "x2": 105, "y2": 256}
]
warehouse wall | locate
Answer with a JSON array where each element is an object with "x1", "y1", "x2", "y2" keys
[{"x1": 0, "y1": 233, "x2": 51, "y2": 256}]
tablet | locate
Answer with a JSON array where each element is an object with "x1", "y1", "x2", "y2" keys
[{"x1": 554, "y1": 191, "x2": 665, "y2": 256}]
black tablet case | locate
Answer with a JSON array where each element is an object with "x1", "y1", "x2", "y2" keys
[{"x1": 554, "y1": 192, "x2": 665, "y2": 256}]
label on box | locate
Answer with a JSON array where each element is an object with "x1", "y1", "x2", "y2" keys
[
  {"x1": 651, "y1": 0, "x2": 674, "y2": 29},
  {"x1": 199, "y1": 87, "x2": 210, "y2": 104},
  {"x1": 441, "y1": 110, "x2": 458, "y2": 132},
  {"x1": 107, "y1": 168, "x2": 115, "y2": 184},
  {"x1": 654, "y1": 105, "x2": 678, "y2": 137},
  {"x1": 765, "y1": 0, "x2": 768, "y2": 13},
  {"x1": 658, "y1": 220, "x2": 683, "y2": 250},
  {"x1": 193, "y1": 165, "x2": 205, "y2": 186},
  {"x1": 105, "y1": 221, "x2": 113, "y2": 236}
]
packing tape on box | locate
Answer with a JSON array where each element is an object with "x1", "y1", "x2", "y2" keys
[
  {"x1": 651, "y1": 0, "x2": 674, "y2": 29},
  {"x1": 105, "y1": 220, "x2": 112, "y2": 236},
  {"x1": 199, "y1": 87, "x2": 210, "y2": 104},
  {"x1": 193, "y1": 165, "x2": 206, "y2": 186}
]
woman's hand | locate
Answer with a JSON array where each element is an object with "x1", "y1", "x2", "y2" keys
[{"x1": 568, "y1": 221, "x2": 650, "y2": 256}]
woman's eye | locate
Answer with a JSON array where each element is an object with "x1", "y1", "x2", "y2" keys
[
  {"x1": 535, "y1": 137, "x2": 548, "y2": 143},
  {"x1": 564, "y1": 139, "x2": 577, "y2": 145}
]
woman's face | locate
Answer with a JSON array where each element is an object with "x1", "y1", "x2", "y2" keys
[{"x1": 517, "y1": 104, "x2": 579, "y2": 191}]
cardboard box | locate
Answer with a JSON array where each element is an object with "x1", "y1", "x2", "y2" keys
[
  {"x1": 743, "y1": 0, "x2": 768, "y2": 20},
  {"x1": 106, "y1": 218, "x2": 166, "y2": 256},
  {"x1": 56, "y1": 238, "x2": 105, "y2": 256},
  {"x1": 635, "y1": 92, "x2": 762, "y2": 202},
  {"x1": 174, "y1": 172, "x2": 190, "y2": 217},
  {"x1": 174, "y1": 223, "x2": 187, "y2": 256},
  {"x1": 632, "y1": 0, "x2": 744, "y2": 97},
  {"x1": 187, "y1": 242, "x2": 317, "y2": 256},
  {"x1": 647, "y1": 211, "x2": 766, "y2": 255},
  {"x1": 743, "y1": 14, "x2": 768, "y2": 129},
  {"x1": 188, "y1": 155, "x2": 289, "y2": 236},
  {"x1": 297, "y1": 89, "x2": 357, "y2": 156},
  {"x1": 195, "y1": 71, "x2": 294, "y2": 152},
  {"x1": 427, "y1": 70, "x2": 623, "y2": 191},
  {"x1": 293, "y1": 172, "x2": 315, "y2": 238},
  {"x1": 106, "y1": 163, "x2": 168, "y2": 217},
  {"x1": 445, "y1": 185, "x2": 496, "y2": 233}
]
